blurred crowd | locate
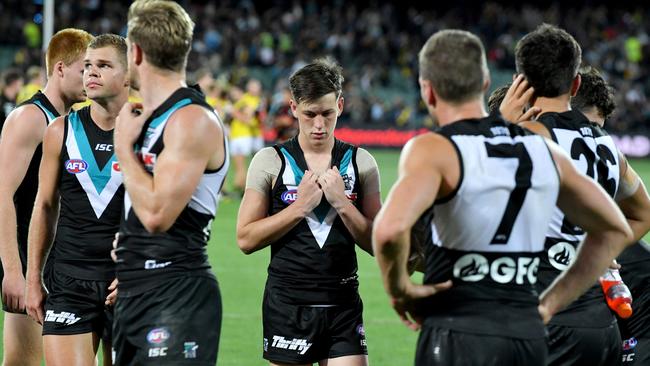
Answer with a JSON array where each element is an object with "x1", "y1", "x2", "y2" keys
[{"x1": 0, "y1": 0, "x2": 649, "y2": 133}]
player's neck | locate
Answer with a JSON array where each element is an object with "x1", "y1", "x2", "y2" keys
[
  {"x1": 138, "y1": 66, "x2": 186, "y2": 112},
  {"x1": 42, "y1": 81, "x2": 74, "y2": 115},
  {"x1": 579, "y1": 107, "x2": 605, "y2": 127},
  {"x1": 436, "y1": 99, "x2": 488, "y2": 127},
  {"x1": 89, "y1": 91, "x2": 129, "y2": 131},
  {"x1": 298, "y1": 132, "x2": 334, "y2": 155},
  {"x1": 531, "y1": 95, "x2": 571, "y2": 115}
]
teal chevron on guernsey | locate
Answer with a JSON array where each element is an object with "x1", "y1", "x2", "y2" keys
[
  {"x1": 65, "y1": 111, "x2": 122, "y2": 218},
  {"x1": 69, "y1": 112, "x2": 116, "y2": 192},
  {"x1": 33, "y1": 100, "x2": 57, "y2": 122}
]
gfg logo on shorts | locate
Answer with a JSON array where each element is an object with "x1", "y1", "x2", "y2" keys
[
  {"x1": 453, "y1": 254, "x2": 539, "y2": 284},
  {"x1": 547, "y1": 242, "x2": 576, "y2": 270}
]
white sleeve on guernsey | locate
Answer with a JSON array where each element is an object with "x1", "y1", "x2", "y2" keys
[
  {"x1": 245, "y1": 147, "x2": 282, "y2": 195},
  {"x1": 356, "y1": 147, "x2": 380, "y2": 196}
]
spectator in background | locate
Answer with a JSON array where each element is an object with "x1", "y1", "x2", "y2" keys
[
  {"x1": 0, "y1": 69, "x2": 23, "y2": 127},
  {"x1": 15, "y1": 66, "x2": 44, "y2": 105}
]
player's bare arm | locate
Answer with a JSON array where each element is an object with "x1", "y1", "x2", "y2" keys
[
  {"x1": 237, "y1": 166, "x2": 323, "y2": 255},
  {"x1": 25, "y1": 117, "x2": 64, "y2": 324},
  {"x1": 318, "y1": 157, "x2": 381, "y2": 254},
  {"x1": 373, "y1": 133, "x2": 455, "y2": 330},
  {"x1": 615, "y1": 152, "x2": 650, "y2": 240},
  {"x1": 115, "y1": 103, "x2": 225, "y2": 233},
  {"x1": 539, "y1": 141, "x2": 633, "y2": 323},
  {"x1": 0, "y1": 105, "x2": 48, "y2": 312}
]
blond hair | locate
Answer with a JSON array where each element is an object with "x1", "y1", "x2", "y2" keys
[
  {"x1": 127, "y1": 0, "x2": 194, "y2": 72},
  {"x1": 46, "y1": 28, "x2": 94, "y2": 76}
]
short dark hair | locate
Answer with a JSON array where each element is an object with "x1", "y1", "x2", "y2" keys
[
  {"x1": 572, "y1": 66, "x2": 616, "y2": 120},
  {"x1": 88, "y1": 34, "x2": 127, "y2": 68},
  {"x1": 515, "y1": 24, "x2": 581, "y2": 98},
  {"x1": 418, "y1": 29, "x2": 488, "y2": 104},
  {"x1": 2, "y1": 69, "x2": 22, "y2": 87},
  {"x1": 289, "y1": 58, "x2": 344, "y2": 103},
  {"x1": 487, "y1": 83, "x2": 511, "y2": 115}
]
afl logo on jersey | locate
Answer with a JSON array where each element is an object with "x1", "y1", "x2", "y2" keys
[
  {"x1": 623, "y1": 337, "x2": 638, "y2": 351},
  {"x1": 281, "y1": 189, "x2": 298, "y2": 204},
  {"x1": 65, "y1": 159, "x2": 88, "y2": 174},
  {"x1": 147, "y1": 327, "x2": 170, "y2": 344},
  {"x1": 547, "y1": 242, "x2": 576, "y2": 270}
]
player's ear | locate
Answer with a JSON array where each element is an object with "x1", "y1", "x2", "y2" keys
[
  {"x1": 55, "y1": 61, "x2": 65, "y2": 79},
  {"x1": 483, "y1": 75, "x2": 491, "y2": 93},
  {"x1": 570, "y1": 74, "x2": 581, "y2": 97},
  {"x1": 290, "y1": 98, "x2": 298, "y2": 118},
  {"x1": 337, "y1": 96, "x2": 344, "y2": 116},
  {"x1": 132, "y1": 43, "x2": 143, "y2": 66},
  {"x1": 419, "y1": 77, "x2": 436, "y2": 108}
]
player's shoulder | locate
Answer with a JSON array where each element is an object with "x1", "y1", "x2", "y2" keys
[
  {"x1": 251, "y1": 146, "x2": 281, "y2": 164},
  {"x1": 6, "y1": 102, "x2": 48, "y2": 125}
]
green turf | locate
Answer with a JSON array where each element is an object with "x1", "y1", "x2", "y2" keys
[{"x1": 1, "y1": 152, "x2": 649, "y2": 365}]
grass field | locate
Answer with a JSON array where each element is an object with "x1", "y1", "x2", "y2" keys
[{"x1": 1, "y1": 150, "x2": 649, "y2": 365}]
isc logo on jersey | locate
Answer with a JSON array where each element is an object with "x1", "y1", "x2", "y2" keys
[
  {"x1": 281, "y1": 189, "x2": 298, "y2": 204},
  {"x1": 65, "y1": 159, "x2": 88, "y2": 174},
  {"x1": 453, "y1": 253, "x2": 539, "y2": 284},
  {"x1": 147, "y1": 327, "x2": 170, "y2": 358}
]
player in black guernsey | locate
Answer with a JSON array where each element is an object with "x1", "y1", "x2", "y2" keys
[
  {"x1": 617, "y1": 241, "x2": 650, "y2": 365},
  {"x1": 237, "y1": 59, "x2": 381, "y2": 365},
  {"x1": 373, "y1": 29, "x2": 634, "y2": 366},
  {"x1": 499, "y1": 25, "x2": 650, "y2": 366},
  {"x1": 112, "y1": 1, "x2": 229, "y2": 364},
  {"x1": 570, "y1": 66, "x2": 650, "y2": 365},
  {"x1": 0, "y1": 28, "x2": 92, "y2": 366},
  {"x1": 24, "y1": 34, "x2": 129, "y2": 366}
]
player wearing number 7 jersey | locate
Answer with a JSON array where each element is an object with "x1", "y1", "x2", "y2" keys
[
  {"x1": 499, "y1": 24, "x2": 650, "y2": 365},
  {"x1": 373, "y1": 29, "x2": 634, "y2": 366}
]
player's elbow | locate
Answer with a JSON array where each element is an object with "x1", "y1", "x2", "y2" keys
[
  {"x1": 140, "y1": 212, "x2": 173, "y2": 234},
  {"x1": 372, "y1": 219, "x2": 409, "y2": 254},
  {"x1": 236, "y1": 230, "x2": 257, "y2": 255}
]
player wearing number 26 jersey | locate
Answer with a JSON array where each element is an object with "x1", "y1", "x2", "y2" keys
[
  {"x1": 374, "y1": 29, "x2": 633, "y2": 366},
  {"x1": 505, "y1": 24, "x2": 650, "y2": 366}
]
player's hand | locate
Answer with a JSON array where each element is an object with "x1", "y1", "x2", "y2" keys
[
  {"x1": 538, "y1": 303, "x2": 553, "y2": 324},
  {"x1": 105, "y1": 278, "x2": 118, "y2": 306},
  {"x1": 609, "y1": 259, "x2": 621, "y2": 270},
  {"x1": 499, "y1": 74, "x2": 541, "y2": 123},
  {"x1": 111, "y1": 232, "x2": 120, "y2": 263},
  {"x1": 115, "y1": 102, "x2": 150, "y2": 154},
  {"x1": 391, "y1": 280, "x2": 453, "y2": 331},
  {"x1": 2, "y1": 270, "x2": 27, "y2": 313},
  {"x1": 25, "y1": 279, "x2": 46, "y2": 324},
  {"x1": 295, "y1": 170, "x2": 323, "y2": 215},
  {"x1": 318, "y1": 167, "x2": 348, "y2": 211}
]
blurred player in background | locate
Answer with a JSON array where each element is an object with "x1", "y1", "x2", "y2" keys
[
  {"x1": 16, "y1": 65, "x2": 46, "y2": 105},
  {"x1": 230, "y1": 78, "x2": 265, "y2": 193},
  {"x1": 0, "y1": 69, "x2": 23, "y2": 126},
  {"x1": 0, "y1": 28, "x2": 92, "y2": 366}
]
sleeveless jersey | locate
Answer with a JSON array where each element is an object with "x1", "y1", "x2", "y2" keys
[
  {"x1": 266, "y1": 137, "x2": 362, "y2": 305},
  {"x1": 421, "y1": 115, "x2": 560, "y2": 339},
  {"x1": 618, "y1": 241, "x2": 650, "y2": 338},
  {"x1": 53, "y1": 106, "x2": 123, "y2": 280},
  {"x1": 115, "y1": 87, "x2": 229, "y2": 296},
  {"x1": 536, "y1": 110, "x2": 621, "y2": 327},
  {"x1": 14, "y1": 91, "x2": 59, "y2": 249}
]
